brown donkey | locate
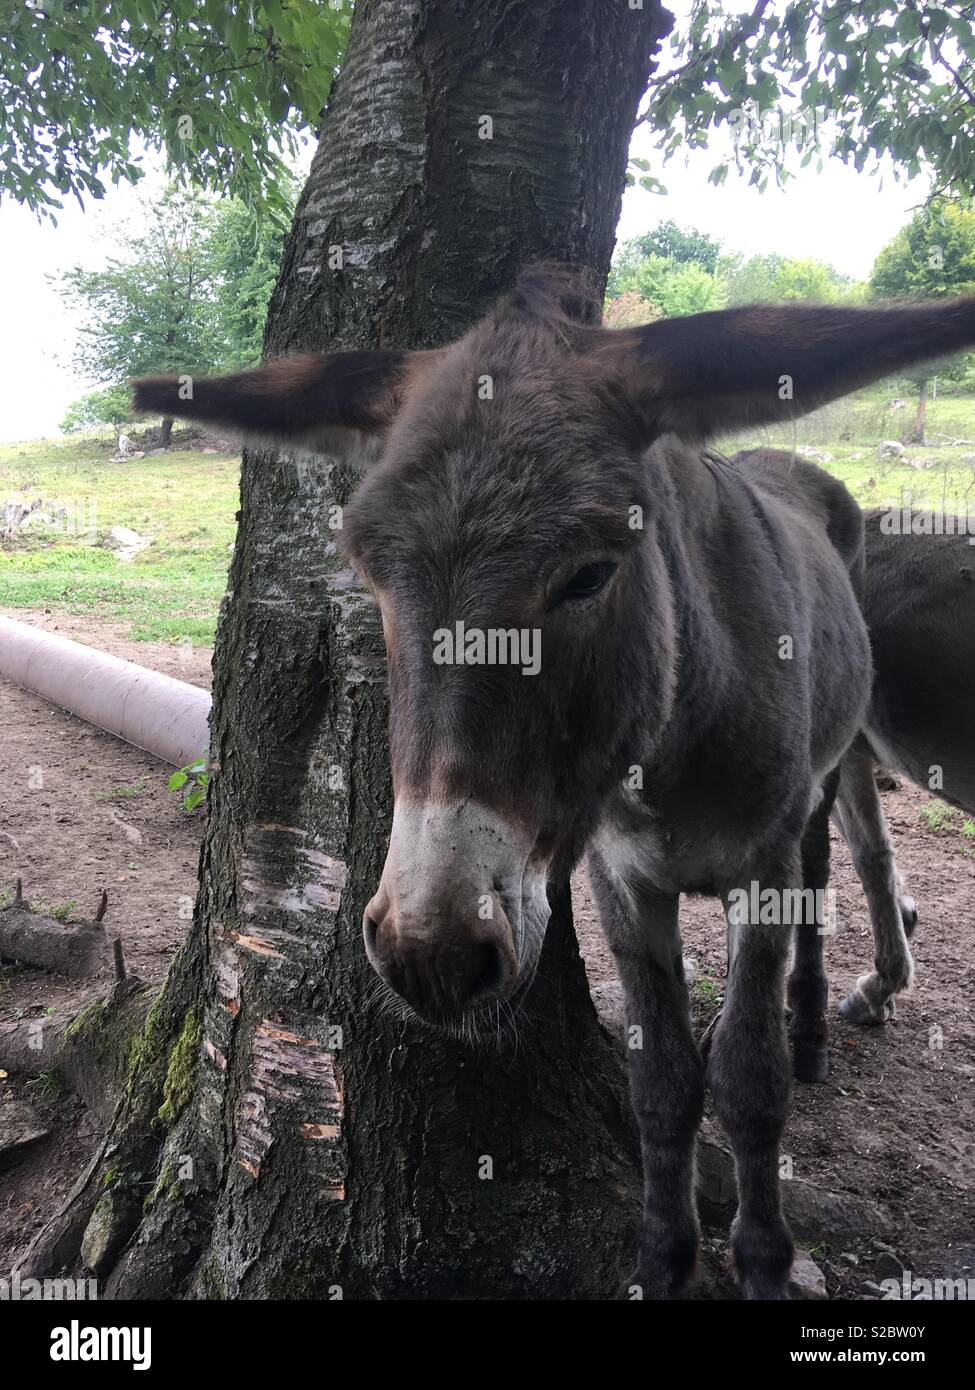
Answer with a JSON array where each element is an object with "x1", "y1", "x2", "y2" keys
[{"x1": 135, "y1": 267, "x2": 975, "y2": 1299}]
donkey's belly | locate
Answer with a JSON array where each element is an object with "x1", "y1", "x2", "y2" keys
[{"x1": 593, "y1": 794, "x2": 757, "y2": 899}]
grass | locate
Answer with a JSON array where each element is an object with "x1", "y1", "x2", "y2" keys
[
  {"x1": 919, "y1": 799, "x2": 957, "y2": 833},
  {"x1": 91, "y1": 777, "x2": 150, "y2": 802},
  {"x1": 2, "y1": 390, "x2": 975, "y2": 646},
  {"x1": 692, "y1": 971, "x2": 723, "y2": 1007},
  {"x1": 0, "y1": 431, "x2": 239, "y2": 644},
  {"x1": 919, "y1": 800, "x2": 975, "y2": 857},
  {"x1": 717, "y1": 390, "x2": 975, "y2": 518}
]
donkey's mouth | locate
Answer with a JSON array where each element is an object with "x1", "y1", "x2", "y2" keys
[
  {"x1": 375, "y1": 970, "x2": 538, "y2": 1045},
  {"x1": 361, "y1": 797, "x2": 552, "y2": 1035}
]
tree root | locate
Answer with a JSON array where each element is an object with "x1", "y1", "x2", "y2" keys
[{"x1": 0, "y1": 879, "x2": 114, "y2": 977}]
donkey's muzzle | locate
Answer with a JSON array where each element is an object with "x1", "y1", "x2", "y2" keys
[{"x1": 363, "y1": 899, "x2": 517, "y2": 1022}]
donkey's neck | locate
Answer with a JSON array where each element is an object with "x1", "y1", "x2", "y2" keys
[{"x1": 643, "y1": 442, "x2": 740, "y2": 764}]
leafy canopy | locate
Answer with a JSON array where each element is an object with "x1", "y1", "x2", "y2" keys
[
  {"x1": 2, "y1": 0, "x2": 350, "y2": 219},
  {"x1": 869, "y1": 196, "x2": 975, "y2": 387},
  {"x1": 644, "y1": 1, "x2": 975, "y2": 194}
]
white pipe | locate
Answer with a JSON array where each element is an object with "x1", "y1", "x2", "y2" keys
[{"x1": 0, "y1": 615, "x2": 211, "y2": 768}]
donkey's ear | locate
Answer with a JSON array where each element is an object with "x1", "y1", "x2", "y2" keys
[
  {"x1": 132, "y1": 349, "x2": 434, "y2": 466},
  {"x1": 602, "y1": 298, "x2": 975, "y2": 443}
]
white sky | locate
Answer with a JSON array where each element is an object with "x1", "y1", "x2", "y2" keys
[{"x1": 0, "y1": 67, "x2": 930, "y2": 444}]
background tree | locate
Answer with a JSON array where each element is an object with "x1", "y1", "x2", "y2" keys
[
  {"x1": 870, "y1": 197, "x2": 975, "y2": 440},
  {"x1": 609, "y1": 250, "x2": 723, "y2": 315},
  {"x1": 209, "y1": 177, "x2": 298, "y2": 369},
  {"x1": 19, "y1": 0, "x2": 673, "y2": 1299},
  {"x1": 723, "y1": 253, "x2": 865, "y2": 304},
  {"x1": 59, "y1": 186, "x2": 218, "y2": 445},
  {"x1": 630, "y1": 217, "x2": 723, "y2": 271},
  {"x1": 2, "y1": 0, "x2": 350, "y2": 219},
  {"x1": 59, "y1": 384, "x2": 134, "y2": 435},
  {"x1": 644, "y1": 1, "x2": 975, "y2": 195},
  {"x1": 58, "y1": 182, "x2": 294, "y2": 440},
  {"x1": 608, "y1": 220, "x2": 723, "y2": 315},
  {"x1": 607, "y1": 221, "x2": 865, "y2": 319}
]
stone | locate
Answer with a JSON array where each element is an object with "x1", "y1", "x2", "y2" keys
[
  {"x1": 872, "y1": 1243, "x2": 905, "y2": 1280},
  {"x1": 790, "y1": 1250, "x2": 827, "y2": 1300},
  {"x1": 696, "y1": 1126, "x2": 892, "y2": 1241},
  {"x1": 783, "y1": 1178, "x2": 893, "y2": 1242},
  {"x1": 103, "y1": 526, "x2": 150, "y2": 561},
  {"x1": 0, "y1": 1097, "x2": 51, "y2": 1159}
]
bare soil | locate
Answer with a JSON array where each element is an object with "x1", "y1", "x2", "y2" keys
[
  {"x1": 1, "y1": 609, "x2": 972, "y2": 1296},
  {"x1": 0, "y1": 609, "x2": 209, "y2": 1269}
]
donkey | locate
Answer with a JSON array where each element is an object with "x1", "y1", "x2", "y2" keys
[
  {"x1": 818, "y1": 500, "x2": 974, "y2": 1024},
  {"x1": 731, "y1": 454, "x2": 975, "y2": 1057},
  {"x1": 838, "y1": 507, "x2": 975, "y2": 1023},
  {"x1": 134, "y1": 267, "x2": 975, "y2": 1299}
]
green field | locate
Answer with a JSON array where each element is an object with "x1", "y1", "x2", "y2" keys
[
  {"x1": 0, "y1": 433, "x2": 239, "y2": 644},
  {"x1": 2, "y1": 392, "x2": 975, "y2": 644},
  {"x1": 717, "y1": 391, "x2": 975, "y2": 514}
]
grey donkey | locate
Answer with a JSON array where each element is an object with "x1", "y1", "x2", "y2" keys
[
  {"x1": 134, "y1": 266, "x2": 975, "y2": 1298},
  {"x1": 732, "y1": 472, "x2": 975, "y2": 1032}
]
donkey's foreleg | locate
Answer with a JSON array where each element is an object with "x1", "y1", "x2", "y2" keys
[
  {"x1": 787, "y1": 769, "x2": 840, "y2": 1083},
  {"x1": 832, "y1": 744, "x2": 914, "y2": 1024},
  {"x1": 589, "y1": 857, "x2": 704, "y2": 1299},
  {"x1": 712, "y1": 867, "x2": 795, "y2": 1300}
]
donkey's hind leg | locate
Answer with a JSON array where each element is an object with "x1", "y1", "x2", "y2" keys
[
  {"x1": 787, "y1": 768, "x2": 840, "y2": 1083},
  {"x1": 832, "y1": 743, "x2": 914, "y2": 1024}
]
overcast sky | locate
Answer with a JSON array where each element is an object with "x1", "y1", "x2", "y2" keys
[{"x1": 0, "y1": 85, "x2": 929, "y2": 445}]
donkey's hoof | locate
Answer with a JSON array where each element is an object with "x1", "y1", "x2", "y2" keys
[
  {"x1": 792, "y1": 1041, "x2": 828, "y2": 1084},
  {"x1": 900, "y1": 896, "x2": 918, "y2": 937},
  {"x1": 731, "y1": 1223, "x2": 793, "y2": 1301},
  {"x1": 839, "y1": 986, "x2": 893, "y2": 1026},
  {"x1": 633, "y1": 1229, "x2": 699, "y2": 1300}
]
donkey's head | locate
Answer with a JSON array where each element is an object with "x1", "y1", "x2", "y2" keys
[{"x1": 134, "y1": 265, "x2": 975, "y2": 1026}]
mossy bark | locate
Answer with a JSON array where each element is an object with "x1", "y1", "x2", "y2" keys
[{"x1": 25, "y1": 0, "x2": 673, "y2": 1299}]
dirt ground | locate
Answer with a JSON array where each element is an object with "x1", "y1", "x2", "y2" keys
[{"x1": 1, "y1": 609, "x2": 973, "y2": 1296}]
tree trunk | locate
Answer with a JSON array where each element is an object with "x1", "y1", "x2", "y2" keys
[
  {"x1": 158, "y1": 416, "x2": 174, "y2": 447},
  {"x1": 27, "y1": 0, "x2": 672, "y2": 1300}
]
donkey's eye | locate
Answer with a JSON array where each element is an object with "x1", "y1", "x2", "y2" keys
[{"x1": 551, "y1": 561, "x2": 617, "y2": 608}]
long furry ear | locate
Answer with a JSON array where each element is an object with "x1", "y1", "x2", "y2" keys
[
  {"x1": 595, "y1": 297, "x2": 975, "y2": 443},
  {"x1": 132, "y1": 349, "x2": 437, "y2": 465}
]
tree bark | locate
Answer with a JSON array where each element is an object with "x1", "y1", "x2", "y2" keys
[{"x1": 29, "y1": 0, "x2": 673, "y2": 1300}]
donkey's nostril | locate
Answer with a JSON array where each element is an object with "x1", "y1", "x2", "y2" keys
[
  {"x1": 454, "y1": 940, "x2": 506, "y2": 1008},
  {"x1": 363, "y1": 915, "x2": 379, "y2": 957}
]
